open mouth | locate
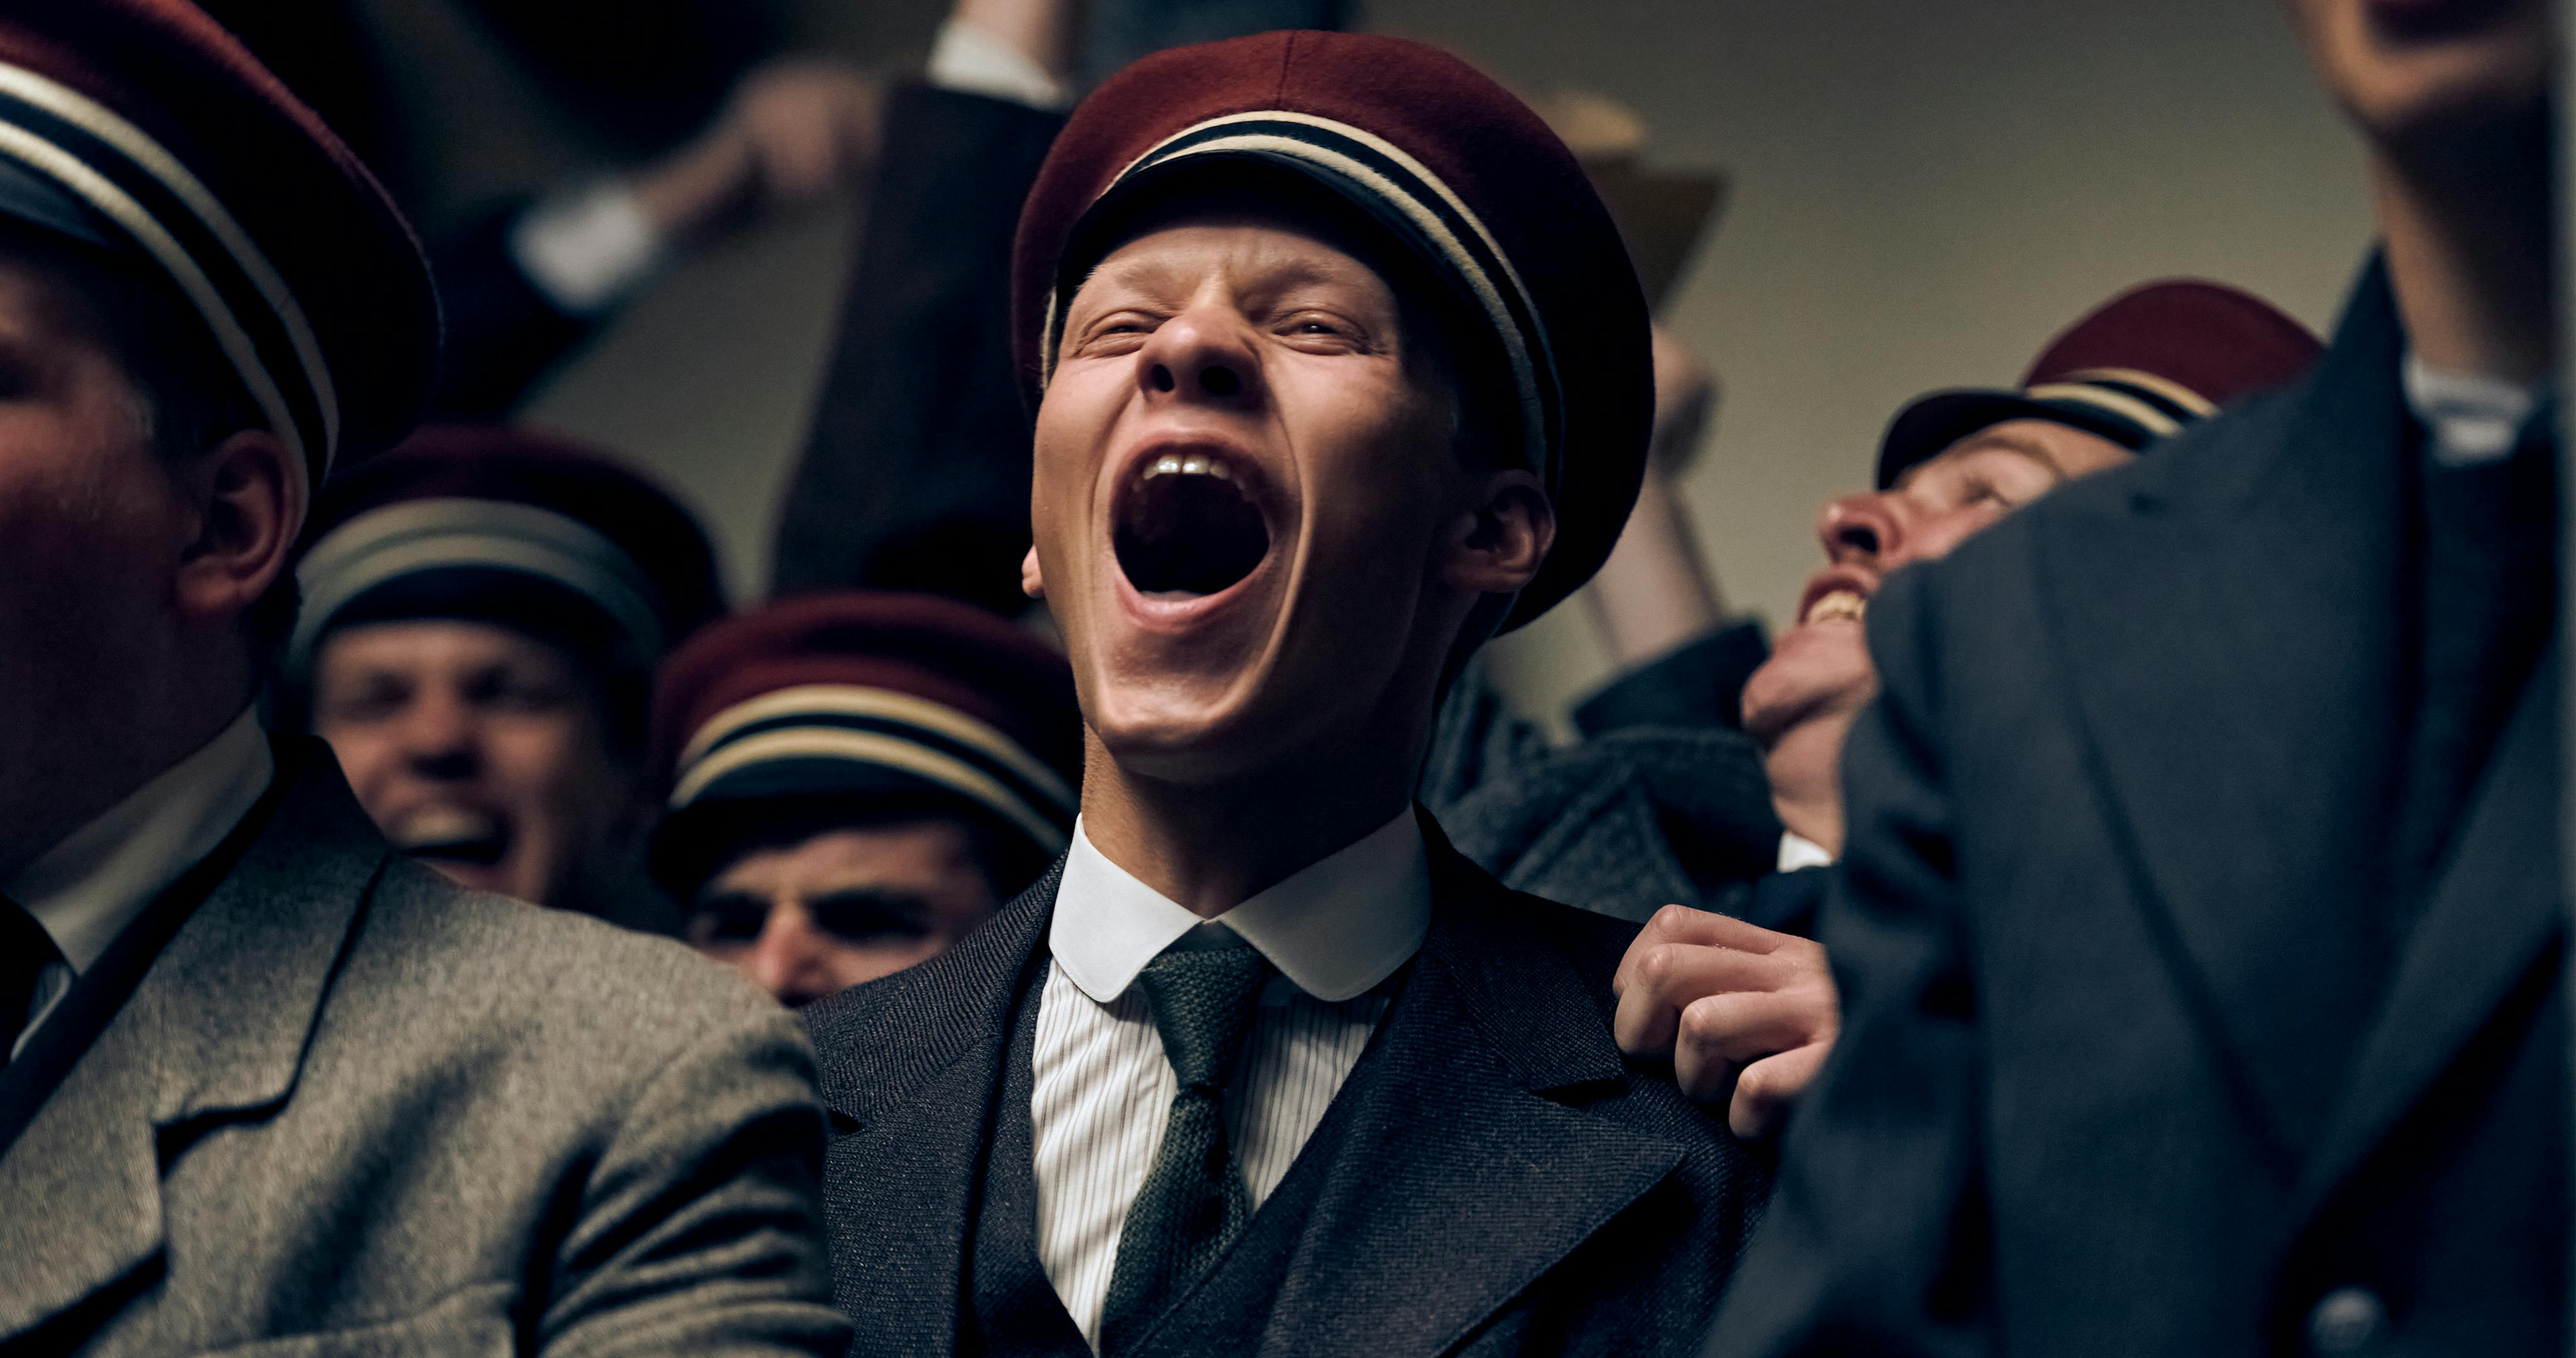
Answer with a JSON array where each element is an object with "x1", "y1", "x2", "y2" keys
[
  {"x1": 1113, "y1": 450, "x2": 1272, "y2": 599},
  {"x1": 390, "y1": 805, "x2": 510, "y2": 866}
]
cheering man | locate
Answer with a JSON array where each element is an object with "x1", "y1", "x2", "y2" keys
[{"x1": 803, "y1": 31, "x2": 1767, "y2": 1357}]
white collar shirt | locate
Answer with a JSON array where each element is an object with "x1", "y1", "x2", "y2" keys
[
  {"x1": 2402, "y1": 355, "x2": 2543, "y2": 469},
  {"x1": 1032, "y1": 810, "x2": 1431, "y2": 1350},
  {"x1": 7, "y1": 707, "x2": 274, "y2": 1060}
]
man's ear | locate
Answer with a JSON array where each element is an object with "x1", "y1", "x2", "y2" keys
[
  {"x1": 172, "y1": 428, "x2": 301, "y2": 626},
  {"x1": 1021, "y1": 545, "x2": 1047, "y2": 599},
  {"x1": 1441, "y1": 468, "x2": 1555, "y2": 597}
]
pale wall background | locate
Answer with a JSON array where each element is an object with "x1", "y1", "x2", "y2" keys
[{"x1": 447, "y1": 0, "x2": 2376, "y2": 732}]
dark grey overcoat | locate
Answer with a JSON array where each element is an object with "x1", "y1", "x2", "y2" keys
[{"x1": 802, "y1": 816, "x2": 1770, "y2": 1357}]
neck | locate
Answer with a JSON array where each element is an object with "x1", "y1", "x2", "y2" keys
[
  {"x1": 2372, "y1": 131, "x2": 2557, "y2": 384},
  {"x1": 0, "y1": 639, "x2": 253, "y2": 880},
  {"x1": 1763, "y1": 715, "x2": 1848, "y2": 859},
  {"x1": 1079, "y1": 729, "x2": 1422, "y2": 919}
]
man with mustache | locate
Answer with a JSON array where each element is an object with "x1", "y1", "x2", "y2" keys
[
  {"x1": 0, "y1": 3, "x2": 841, "y2": 1352},
  {"x1": 1706, "y1": 0, "x2": 2564, "y2": 1350},
  {"x1": 801, "y1": 31, "x2": 1768, "y2": 1357},
  {"x1": 293, "y1": 424, "x2": 725, "y2": 934},
  {"x1": 1608, "y1": 280, "x2": 2323, "y2": 1139}
]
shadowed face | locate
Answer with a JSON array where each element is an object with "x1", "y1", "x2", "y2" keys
[
  {"x1": 1741, "y1": 419, "x2": 2134, "y2": 785},
  {"x1": 313, "y1": 618, "x2": 644, "y2": 909},
  {"x1": 1028, "y1": 201, "x2": 1550, "y2": 785},
  {"x1": 686, "y1": 820, "x2": 1003, "y2": 1007},
  {"x1": 2281, "y1": 0, "x2": 2551, "y2": 163}
]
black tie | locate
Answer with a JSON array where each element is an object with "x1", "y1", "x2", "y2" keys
[
  {"x1": 1099, "y1": 943, "x2": 1270, "y2": 1353},
  {"x1": 0, "y1": 897, "x2": 60, "y2": 1060}
]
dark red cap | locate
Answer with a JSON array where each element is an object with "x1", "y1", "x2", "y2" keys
[
  {"x1": 1011, "y1": 31, "x2": 1652, "y2": 631},
  {"x1": 1876, "y1": 279, "x2": 2323, "y2": 489},
  {"x1": 648, "y1": 591, "x2": 1082, "y2": 886},
  {"x1": 0, "y1": 0, "x2": 436, "y2": 484},
  {"x1": 292, "y1": 424, "x2": 723, "y2": 676}
]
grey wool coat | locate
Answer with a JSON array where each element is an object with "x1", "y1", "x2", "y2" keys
[{"x1": 0, "y1": 740, "x2": 851, "y2": 1357}]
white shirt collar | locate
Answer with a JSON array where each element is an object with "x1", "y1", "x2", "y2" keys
[
  {"x1": 2402, "y1": 355, "x2": 2543, "y2": 469},
  {"x1": 1048, "y1": 809, "x2": 1431, "y2": 1004},
  {"x1": 1777, "y1": 831, "x2": 1835, "y2": 874},
  {"x1": 7, "y1": 707, "x2": 274, "y2": 973}
]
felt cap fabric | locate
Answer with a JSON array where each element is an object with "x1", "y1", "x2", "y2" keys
[
  {"x1": 291, "y1": 424, "x2": 723, "y2": 677},
  {"x1": 1011, "y1": 30, "x2": 1653, "y2": 630},
  {"x1": 1876, "y1": 279, "x2": 2323, "y2": 489},
  {"x1": 650, "y1": 590, "x2": 1083, "y2": 890},
  {"x1": 0, "y1": 0, "x2": 436, "y2": 485}
]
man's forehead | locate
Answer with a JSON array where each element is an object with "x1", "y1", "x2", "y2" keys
[{"x1": 1080, "y1": 209, "x2": 1397, "y2": 298}]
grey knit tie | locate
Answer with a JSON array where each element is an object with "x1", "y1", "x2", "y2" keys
[{"x1": 1099, "y1": 942, "x2": 1270, "y2": 1353}]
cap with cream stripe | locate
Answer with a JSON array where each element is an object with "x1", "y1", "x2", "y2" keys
[
  {"x1": 290, "y1": 425, "x2": 724, "y2": 682},
  {"x1": 648, "y1": 591, "x2": 1084, "y2": 893},
  {"x1": 1011, "y1": 31, "x2": 1653, "y2": 631},
  {"x1": 1875, "y1": 279, "x2": 2324, "y2": 490},
  {"x1": 0, "y1": 0, "x2": 435, "y2": 485}
]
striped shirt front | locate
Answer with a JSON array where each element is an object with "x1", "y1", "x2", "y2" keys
[{"x1": 1033, "y1": 812, "x2": 1431, "y2": 1350}]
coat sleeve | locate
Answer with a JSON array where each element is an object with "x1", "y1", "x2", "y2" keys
[
  {"x1": 767, "y1": 84, "x2": 1066, "y2": 614},
  {"x1": 1701, "y1": 567, "x2": 1996, "y2": 1358},
  {"x1": 535, "y1": 1002, "x2": 852, "y2": 1357}
]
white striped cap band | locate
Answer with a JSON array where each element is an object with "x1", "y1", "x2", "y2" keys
[
  {"x1": 1041, "y1": 110, "x2": 1564, "y2": 496},
  {"x1": 671, "y1": 685, "x2": 1077, "y2": 856},
  {"x1": 0, "y1": 62, "x2": 336, "y2": 480},
  {"x1": 291, "y1": 497, "x2": 670, "y2": 673}
]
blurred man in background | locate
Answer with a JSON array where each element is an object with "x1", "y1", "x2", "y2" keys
[
  {"x1": 650, "y1": 590, "x2": 1082, "y2": 1007},
  {"x1": 1613, "y1": 280, "x2": 2324, "y2": 1142},
  {"x1": 1707, "y1": 0, "x2": 2563, "y2": 1349},
  {"x1": 292, "y1": 426, "x2": 725, "y2": 933}
]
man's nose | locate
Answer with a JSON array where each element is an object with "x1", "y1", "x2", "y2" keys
[
  {"x1": 746, "y1": 905, "x2": 833, "y2": 1007},
  {"x1": 1817, "y1": 491, "x2": 1906, "y2": 568},
  {"x1": 1136, "y1": 306, "x2": 1265, "y2": 407},
  {"x1": 395, "y1": 692, "x2": 480, "y2": 778}
]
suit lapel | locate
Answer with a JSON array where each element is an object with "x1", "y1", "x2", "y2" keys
[
  {"x1": 1252, "y1": 834, "x2": 1686, "y2": 1356},
  {"x1": 2037, "y1": 258, "x2": 2414, "y2": 1159},
  {"x1": 0, "y1": 745, "x2": 383, "y2": 1344},
  {"x1": 803, "y1": 861, "x2": 1058, "y2": 1358},
  {"x1": 2296, "y1": 647, "x2": 2562, "y2": 1213}
]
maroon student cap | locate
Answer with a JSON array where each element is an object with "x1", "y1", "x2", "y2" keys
[
  {"x1": 0, "y1": 0, "x2": 437, "y2": 485},
  {"x1": 648, "y1": 591, "x2": 1083, "y2": 890},
  {"x1": 1875, "y1": 280, "x2": 2324, "y2": 490},
  {"x1": 1011, "y1": 31, "x2": 1654, "y2": 631}
]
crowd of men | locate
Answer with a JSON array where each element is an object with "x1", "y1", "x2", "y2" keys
[{"x1": 0, "y1": 0, "x2": 2557, "y2": 1354}]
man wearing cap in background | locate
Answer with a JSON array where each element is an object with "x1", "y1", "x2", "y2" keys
[
  {"x1": 1612, "y1": 280, "x2": 2323, "y2": 1144},
  {"x1": 652, "y1": 590, "x2": 1082, "y2": 1007},
  {"x1": 803, "y1": 33, "x2": 1765, "y2": 1357},
  {"x1": 290, "y1": 424, "x2": 725, "y2": 935},
  {"x1": 1709, "y1": 0, "x2": 2563, "y2": 1348},
  {"x1": 0, "y1": 4, "x2": 843, "y2": 1352}
]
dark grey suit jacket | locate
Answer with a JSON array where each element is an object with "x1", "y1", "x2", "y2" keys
[
  {"x1": 1707, "y1": 258, "x2": 2565, "y2": 1355},
  {"x1": 0, "y1": 741, "x2": 849, "y2": 1355},
  {"x1": 804, "y1": 816, "x2": 1770, "y2": 1357}
]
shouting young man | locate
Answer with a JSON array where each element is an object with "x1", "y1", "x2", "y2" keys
[{"x1": 802, "y1": 31, "x2": 1767, "y2": 1357}]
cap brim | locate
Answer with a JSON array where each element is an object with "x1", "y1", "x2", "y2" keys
[{"x1": 1874, "y1": 390, "x2": 2153, "y2": 489}]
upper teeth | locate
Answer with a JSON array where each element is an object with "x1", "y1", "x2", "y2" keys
[
  {"x1": 1145, "y1": 454, "x2": 1233, "y2": 481},
  {"x1": 1806, "y1": 590, "x2": 1867, "y2": 625}
]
